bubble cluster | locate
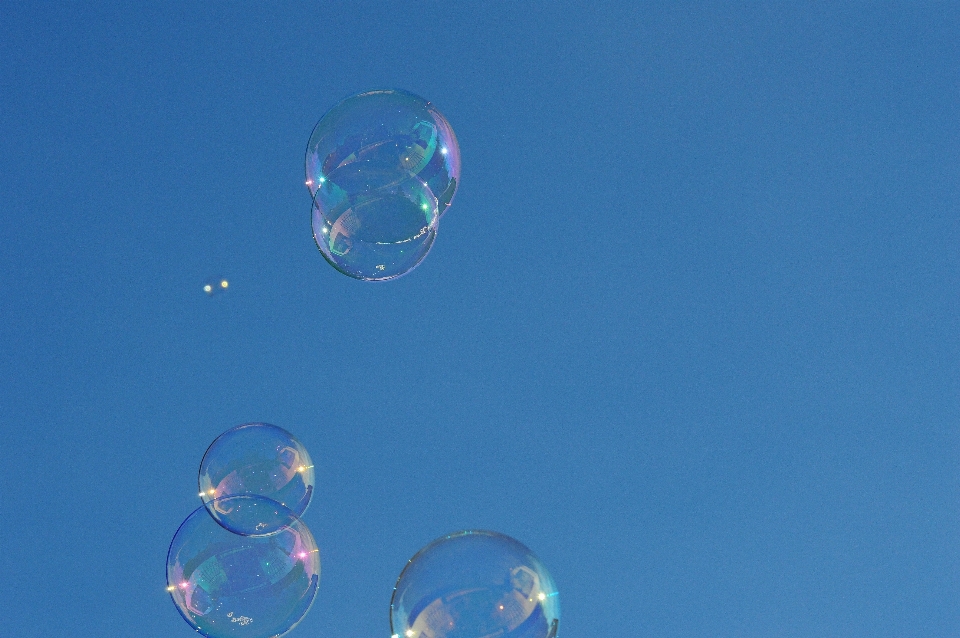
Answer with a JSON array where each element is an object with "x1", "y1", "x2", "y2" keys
[
  {"x1": 305, "y1": 90, "x2": 460, "y2": 281},
  {"x1": 390, "y1": 531, "x2": 560, "y2": 638},
  {"x1": 165, "y1": 95, "x2": 562, "y2": 638},
  {"x1": 166, "y1": 425, "x2": 320, "y2": 638}
]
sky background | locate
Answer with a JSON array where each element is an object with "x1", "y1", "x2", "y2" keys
[{"x1": 1, "y1": 2, "x2": 959, "y2": 637}]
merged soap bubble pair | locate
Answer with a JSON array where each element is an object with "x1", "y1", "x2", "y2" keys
[
  {"x1": 167, "y1": 423, "x2": 320, "y2": 638},
  {"x1": 305, "y1": 89, "x2": 461, "y2": 281}
]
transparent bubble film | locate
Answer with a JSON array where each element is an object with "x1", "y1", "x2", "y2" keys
[
  {"x1": 167, "y1": 497, "x2": 321, "y2": 638},
  {"x1": 199, "y1": 423, "x2": 315, "y2": 536},
  {"x1": 305, "y1": 89, "x2": 460, "y2": 281},
  {"x1": 391, "y1": 530, "x2": 560, "y2": 638}
]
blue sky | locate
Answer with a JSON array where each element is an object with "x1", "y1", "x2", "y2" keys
[{"x1": 1, "y1": 2, "x2": 958, "y2": 637}]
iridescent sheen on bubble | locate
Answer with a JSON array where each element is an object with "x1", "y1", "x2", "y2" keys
[
  {"x1": 305, "y1": 90, "x2": 460, "y2": 281},
  {"x1": 167, "y1": 497, "x2": 321, "y2": 638},
  {"x1": 199, "y1": 423, "x2": 315, "y2": 536},
  {"x1": 390, "y1": 531, "x2": 560, "y2": 638}
]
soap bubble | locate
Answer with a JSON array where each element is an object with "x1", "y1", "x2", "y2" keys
[
  {"x1": 199, "y1": 423, "x2": 315, "y2": 536},
  {"x1": 167, "y1": 497, "x2": 321, "y2": 638},
  {"x1": 305, "y1": 89, "x2": 461, "y2": 281},
  {"x1": 306, "y1": 90, "x2": 460, "y2": 218},
  {"x1": 390, "y1": 530, "x2": 560, "y2": 638},
  {"x1": 311, "y1": 177, "x2": 437, "y2": 281}
]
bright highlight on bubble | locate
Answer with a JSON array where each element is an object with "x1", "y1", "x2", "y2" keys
[
  {"x1": 199, "y1": 423, "x2": 315, "y2": 536},
  {"x1": 305, "y1": 89, "x2": 461, "y2": 281},
  {"x1": 167, "y1": 497, "x2": 320, "y2": 638},
  {"x1": 390, "y1": 531, "x2": 560, "y2": 638}
]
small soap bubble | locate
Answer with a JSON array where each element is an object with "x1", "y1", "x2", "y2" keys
[
  {"x1": 167, "y1": 497, "x2": 321, "y2": 638},
  {"x1": 305, "y1": 89, "x2": 461, "y2": 281},
  {"x1": 202, "y1": 278, "x2": 230, "y2": 296},
  {"x1": 199, "y1": 423, "x2": 315, "y2": 536},
  {"x1": 390, "y1": 531, "x2": 560, "y2": 638}
]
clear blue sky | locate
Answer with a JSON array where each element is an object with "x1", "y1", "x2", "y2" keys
[{"x1": 1, "y1": 2, "x2": 958, "y2": 637}]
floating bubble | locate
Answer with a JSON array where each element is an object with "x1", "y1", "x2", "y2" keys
[
  {"x1": 305, "y1": 89, "x2": 461, "y2": 281},
  {"x1": 203, "y1": 278, "x2": 230, "y2": 296},
  {"x1": 199, "y1": 423, "x2": 315, "y2": 536},
  {"x1": 390, "y1": 531, "x2": 560, "y2": 638},
  {"x1": 167, "y1": 496, "x2": 321, "y2": 638}
]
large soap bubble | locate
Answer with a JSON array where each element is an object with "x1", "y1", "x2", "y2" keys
[
  {"x1": 390, "y1": 530, "x2": 560, "y2": 638},
  {"x1": 305, "y1": 89, "x2": 461, "y2": 281},
  {"x1": 199, "y1": 423, "x2": 315, "y2": 536},
  {"x1": 167, "y1": 496, "x2": 321, "y2": 638}
]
